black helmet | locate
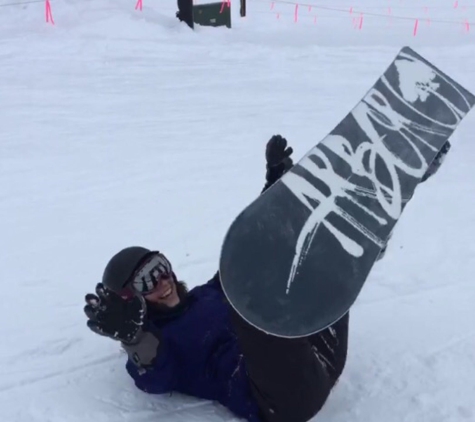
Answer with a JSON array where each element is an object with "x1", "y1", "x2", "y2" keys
[{"x1": 102, "y1": 246, "x2": 153, "y2": 293}]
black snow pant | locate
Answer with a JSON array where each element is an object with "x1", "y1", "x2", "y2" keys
[{"x1": 230, "y1": 310, "x2": 349, "y2": 422}]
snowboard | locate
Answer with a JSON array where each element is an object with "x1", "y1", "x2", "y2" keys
[{"x1": 219, "y1": 46, "x2": 475, "y2": 338}]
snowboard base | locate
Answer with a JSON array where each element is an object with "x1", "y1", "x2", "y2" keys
[{"x1": 219, "y1": 47, "x2": 475, "y2": 338}]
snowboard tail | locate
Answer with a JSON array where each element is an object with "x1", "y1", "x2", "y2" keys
[{"x1": 219, "y1": 47, "x2": 475, "y2": 338}]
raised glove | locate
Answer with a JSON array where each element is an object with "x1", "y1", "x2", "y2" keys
[
  {"x1": 84, "y1": 283, "x2": 146, "y2": 344},
  {"x1": 266, "y1": 134, "x2": 293, "y2": 167},
  {"x1": 264, "y1": 135, "x2": 294, "y2": 188}
]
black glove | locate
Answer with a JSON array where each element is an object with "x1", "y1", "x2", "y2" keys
[
  {"x1": 84, "y1": 283, "x2": 146, "y2": 344},
  {"x1": 264, "y1": 135, "x2": 294, "y2": 190}
]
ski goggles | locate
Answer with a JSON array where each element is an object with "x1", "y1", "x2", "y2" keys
[{"x1": 126, "y1": 252, "x2": 173, "y2": 296}]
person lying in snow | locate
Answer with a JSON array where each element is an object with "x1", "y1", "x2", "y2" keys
[{"x1": 84, "y1": 135, "x2": 451, "y2": 422}]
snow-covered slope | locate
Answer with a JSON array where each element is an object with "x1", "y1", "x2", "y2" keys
[{"x1": 1, "y1": 0, "x2": 474, "y2": 421}]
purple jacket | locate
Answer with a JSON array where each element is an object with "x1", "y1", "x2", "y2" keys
[{"x1": 125, "y1": 274, "x2": 262, "y2": 422}]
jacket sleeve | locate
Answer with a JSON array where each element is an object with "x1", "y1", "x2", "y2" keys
[{"x1": 125, "y1": 337, "x2": 177, "y2": 394}]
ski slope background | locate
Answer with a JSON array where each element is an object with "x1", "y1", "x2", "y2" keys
[{"x1": 1, "y1": 0, "x2": 475, "y2": 421}]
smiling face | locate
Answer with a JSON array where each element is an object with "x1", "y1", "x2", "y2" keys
[{"x1": 143, "y1": 274, "x2": 181, "y2": 308}]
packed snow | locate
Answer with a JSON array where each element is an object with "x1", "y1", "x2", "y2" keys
[{"x1": 1, "y1": 0, "x2": 474, "y2": 421}]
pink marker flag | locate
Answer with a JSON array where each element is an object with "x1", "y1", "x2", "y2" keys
[
  {"x1": 294, "y1": 4, "x2": 299, "y2": 23},
  {"x1": 413, "y1": 18, "x2": 419, "y2": 36},
  {"x1": 387, "y1": 6, "x2": 393, "y2": 26},
  {"x1": 45, "y1": 0, "x2": 54, "y2": 24},
  {"x1": 464, "y1": 19, "x2": 470, "y2": 32},
  {"x1": 422, "y1": 6, "x2": 430, "y2": 25},
  {"x1": 135, "y1": 0, "x2": 142, "y2": 11},
  {"x1": 358, "y1": 13, "x2": 363, "y2": 30},
  {"x1": 220, "y1": 0, "x2": 230, "y2": 13}
]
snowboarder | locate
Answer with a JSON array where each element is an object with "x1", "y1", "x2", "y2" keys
[
  {"x1": 84, "y1": 135, "x2": 450, "y2": 422},
  {"x1": 84, "y1": 135, "x2": 350, "y2": 422}
]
